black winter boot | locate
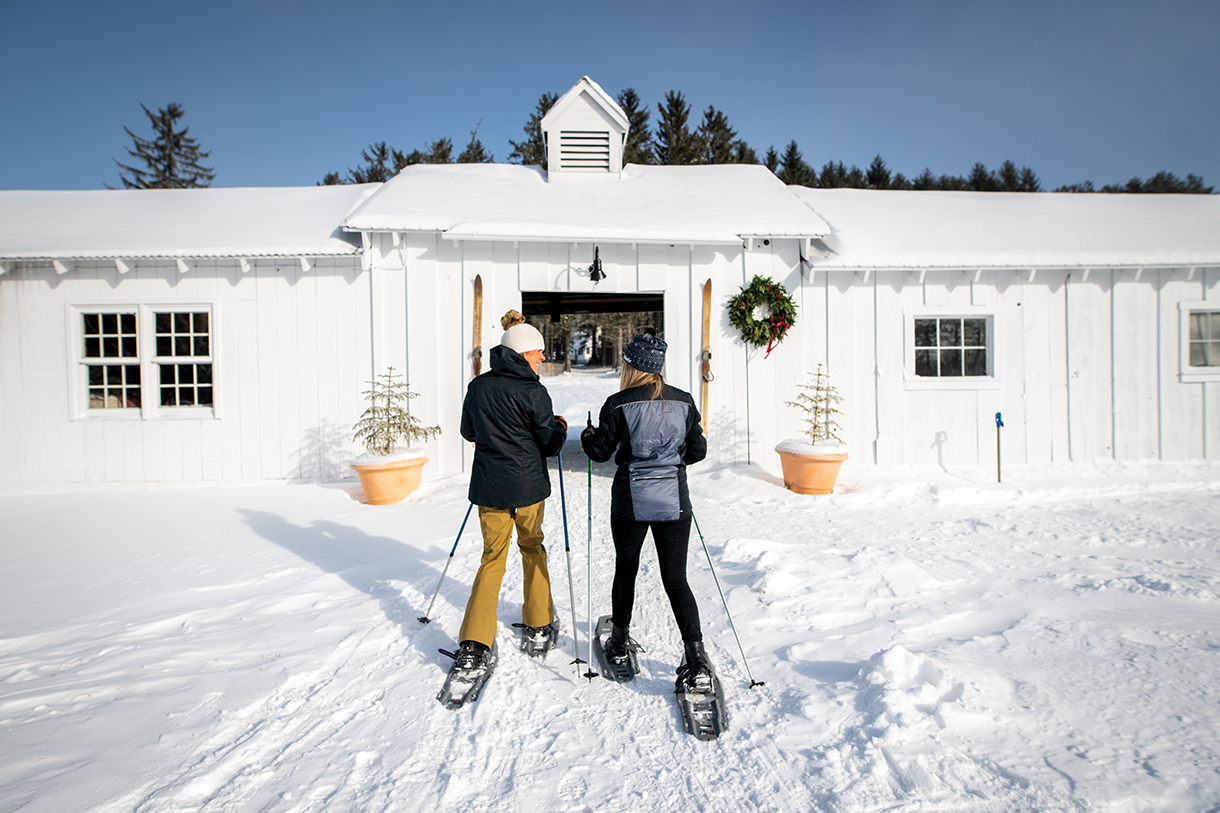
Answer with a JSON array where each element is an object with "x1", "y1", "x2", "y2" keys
[
  {"x1": 604, "y1": 623, "x2": 630, "y2": 663},
  {"x1": 455, "y1": 640, "x2": 491, "y2": 671},
  {"x1": 678, "y1": 640, "x2": 714, "y2": 693}
]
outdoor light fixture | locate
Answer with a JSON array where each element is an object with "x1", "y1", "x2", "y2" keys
[{"x1": 589, "y1": 246, "x2": 605, "y2": 282}]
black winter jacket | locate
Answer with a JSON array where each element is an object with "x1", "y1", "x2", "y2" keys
[
  {"x1": 581, "y1": 384, "x2": 707, "y2": 520},
  {"x1": 461, "y1": 345, "x2": 566, "y2": 508}
]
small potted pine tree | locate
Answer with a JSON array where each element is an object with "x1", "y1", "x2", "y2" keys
[
  {"x1": 350, "y1": 367, "x2": 441, "y2": 504},
  {"x1": 775, "y1": 364, "x2": 849, "y2": 495}
]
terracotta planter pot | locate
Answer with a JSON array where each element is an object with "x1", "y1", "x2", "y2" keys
[
  {"x1": 350, "y1": 456, "x2": 428, "y2": 505},
  {"x1": 775, "y1": 447, "x2": 848, "y2": 495}
]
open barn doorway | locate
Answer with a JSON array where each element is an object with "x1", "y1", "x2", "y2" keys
[{"x1": 520, "y1": 291, "x2": 664, "y2": 377}]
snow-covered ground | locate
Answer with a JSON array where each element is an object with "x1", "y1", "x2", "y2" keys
[{"x1": 3, "y1": 367, "x2": 1219, "y2": 813}]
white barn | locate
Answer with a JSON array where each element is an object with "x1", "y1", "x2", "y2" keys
[{"x1": 2, "y1": 76, "x2": 1218, "y2": 493}]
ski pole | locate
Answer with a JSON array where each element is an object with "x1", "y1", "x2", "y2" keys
[
  {"x1": 418, "y1": 502, "x2": 474, "y2": 624},
  {"x1": 690, "y1": 509, "x2": 765, "y2": 688},
  {"x1": 557, "y1": 450, "x2": 586, "y2": 677},
  {"x1": 584, "y1": 412, "x2": 599, "y2": 681}
]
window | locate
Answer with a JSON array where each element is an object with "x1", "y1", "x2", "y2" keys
[
  {"x1": 82, "y1": 312, "x2": 141, "y2": 409},
  {"x1": 904, "y1": 309, "x2": 999, "y2": 390},
  {"x1": 1178, "y1": 304, "x2": 1220, "y2": 382},
  {"x1": 71, "y1": 305, "x2": 217, "y2": 418},
  {"x1": 155, "y1": 312, "x2": 213, "y2": 407},
  {"x1": 1188, "y1": 311, "x2": 1220, "y2": 367},
  {"x1": 914, "y1": 317, "x2": 988, "y2": 377}
]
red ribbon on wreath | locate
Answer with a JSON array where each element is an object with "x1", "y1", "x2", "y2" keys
[{"x1": 765, "y1": 317, "x2": 789, "y2": 359}]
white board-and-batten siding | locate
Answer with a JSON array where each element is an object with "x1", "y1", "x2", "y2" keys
[
  {"x1": 0, "y1": 257, "x2": 369, "y2": 489},
  {"x1": 3, "y1": 244, "x2": 1216, "y2": 492}
]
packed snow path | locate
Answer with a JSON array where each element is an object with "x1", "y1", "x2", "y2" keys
[{"x1": 2, "y1": 369, "x2": 1219, "y2": 812}]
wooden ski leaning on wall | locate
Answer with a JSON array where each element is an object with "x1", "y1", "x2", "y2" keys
[
  {"x1": 701, "y1": 279, "x2": 712, "y2": 434},
  {"x1": 472, "y1": 274, "x2": 483, "y2": 377}
]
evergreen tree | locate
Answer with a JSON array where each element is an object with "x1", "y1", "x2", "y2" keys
[
  {"x1": 818, "y1": 160, "x2": 849, "y2": 188},
  {"x1": 347, "y1": 142, "x2": 402, "y2": 184},
  {"x1": 1054, "y1": 180, "x2": 1096, "y2": 193},
  {"x1": 319, "y1": 171, "x2": 342, "y2": 186},
  {"x1": 457, "y1": 124, "x2": 493, "y2": 163},
  {"x1": 997, "y1": 160, "x2": 1020, "y2": 191},
  {"x1": 777, "y1": 141, "x2": 816, "y2": 186},
  {"x1": 911, "y1": 167, "x2": 938, "y2": 190},
  {"x1": 617, "y1": 88, "x2": 654, "y2": 165},
  {"x1": 697, "y1": 106, "x2": 737, "y2": 164},
  {"x1": 891, "y1": 172, "x2": 913, "y2": 190},
  {"x1": 1101, "y1": 171, "x2": 1213, "y2": 194},
  {"x1": 866, "y1": 155, "x2": 891, "y2": 189},
  {"x1": 844, "y1": 164, "x2": 867, "y2": 188},
  {"x1": 508, "y1": 92, "x2": 557, "y2": 168},
  {"x1": 732, "y1": 140, "x2": 759, "y2": 164},
  {"x1": 763, "y1": 146, "x2": 780, "y2": 174},
  {"x1": 1018, "y1": 166, "x2": 1042, "y2": 192},
  {"x1": 968, "y1": 162, "x2": 1001, "y2": 191},
  {"x1": 654, "y1": 91, "x2": 701, "y2": 165},
  {"x1": 114, "y1": 103, "x2": 214, "y2": 189}
]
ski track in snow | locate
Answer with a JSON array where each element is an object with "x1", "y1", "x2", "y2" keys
[{"x1": 2, "y1": 368, "x2": 1220, "y2": 812}]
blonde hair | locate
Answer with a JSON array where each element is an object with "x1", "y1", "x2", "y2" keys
[
  {"x1": 620, "y1": 362, "x2": 665, "y2": 400},
  {"x1": 500, "y1": 310, "x2": 527, "y2": 330}
]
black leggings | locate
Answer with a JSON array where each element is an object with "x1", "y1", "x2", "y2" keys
[{"x1": 610, "y1": 513, "x2": 702, "y2": 644}]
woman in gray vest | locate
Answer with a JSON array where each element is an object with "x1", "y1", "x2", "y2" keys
[{"x1": 580, "y1": 333, "x2": 712, "y2": 690}]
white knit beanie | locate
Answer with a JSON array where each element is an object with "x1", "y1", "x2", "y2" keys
[{"x1": 501, "y1": 323, "x2": 545, "y2": 354}]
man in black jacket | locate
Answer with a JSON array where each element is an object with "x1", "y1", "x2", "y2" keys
[{"x1": 452, "y1": 322, "x2": 568, "y2": 670}]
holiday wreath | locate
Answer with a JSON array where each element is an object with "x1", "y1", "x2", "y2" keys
[{"x1": 729, "y1": 275, "x2": 797, "y2": 356}]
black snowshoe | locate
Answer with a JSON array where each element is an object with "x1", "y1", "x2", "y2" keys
[
  {"x1": 513, "y1": 619, "x2": 560, "y2": 658},
  {"x1": 592, "y1": 615, "x2": 641, "y2": 682},
  {"x1": 436, "y1": 640, "x2": 498, "y2": 709},
  {"x1": 674, "y1": 642, "x2": 728, "y2": 740}
]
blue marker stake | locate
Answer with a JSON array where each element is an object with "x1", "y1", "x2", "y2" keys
[{"x1": 995, "y1": 412, "x2": 1004, "y2": 483}]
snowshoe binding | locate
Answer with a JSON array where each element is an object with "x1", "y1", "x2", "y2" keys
[
  {"x1": 513, "y1": 619, "x2": 560, "y2": 658},
  {"x1": 436, "y1": 640, "x2": 498, "y2": 709},
  {"x1": 592, "y1": 615, "x2": 642, "y2": 682},
  {"x1": 674, "y1": 642, "x2": 727, "y2": 740}
]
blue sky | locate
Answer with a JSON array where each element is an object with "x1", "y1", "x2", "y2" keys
[{"x1": 2, "y1": 0, "x2": 1217, "y2": 191}]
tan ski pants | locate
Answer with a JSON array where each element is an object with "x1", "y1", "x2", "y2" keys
[{"x1": 458, "y1": 501, "x2": 555, "y2": 647}]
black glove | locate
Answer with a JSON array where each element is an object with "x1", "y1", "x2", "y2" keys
[{"x1": 555, "y1": 415, "x2": 568, "y2": 433}]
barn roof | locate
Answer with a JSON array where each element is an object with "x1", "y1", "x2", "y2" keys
[
  {"x1": 341, "y1": 162, "x2": 831, "y2": 244},
  {"x1": 0, "y1": 184, "x2": 377, "y2": 261},
  {"x1": 793, "y1": 187, "x2": 1220, "y2": 269}
]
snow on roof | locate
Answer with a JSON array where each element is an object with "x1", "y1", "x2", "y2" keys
[
  {"x1": 793, "y1": 187, "x2": 1220, "y2": 269},
  {"x1": 342, "y1": 163, "x2": 831, "y2": 245},
  {"x1": 541, "y1": 76, "x2": 629, "y2": 133},
  {"x1": 0, "y1": 185, "x2": 379, "y2": 261}
]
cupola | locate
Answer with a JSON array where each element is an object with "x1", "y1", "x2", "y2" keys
[{"x1": 540, "y1": 76, "x2": 630, "y2": 181}]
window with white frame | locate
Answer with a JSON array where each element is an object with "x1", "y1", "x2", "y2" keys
[
  {"x1": 904, "y1": 309, "x2": 998, "y2": 389},
  {"x1": 82, "y1": 311, "x2": 142, "y2": 409},
  {"x1": 74, "y1": 305, "x2": 215, "y2": 417},
  {"x1": 154, "y1": 312, "x2": 213, "y2": 407},
  {"x1": 914, "y1": 317, "x2": 989, "y2": 377},
  {"x1": 1179, "y1": 303, "x2": 1220, "y2": 382}
]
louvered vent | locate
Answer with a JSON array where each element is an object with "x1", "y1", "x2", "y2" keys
[{"x1": 558, "y1": 130, "x2": 611, "y2": 172}]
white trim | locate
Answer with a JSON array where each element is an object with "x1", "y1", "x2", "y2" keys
[
  {"x1": 902, "y1": 306, "x2": 1001, "y2": 391},
  {"x1": 1178, "y1": 301, "x2": 1220, "y2": 383}
]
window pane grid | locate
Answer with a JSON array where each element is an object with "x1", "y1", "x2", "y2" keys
[
  {"x1": 82, "y1": 311, "x2": 138, "y2": 359},
  {"x1": 153, "y1": 311, "x2": 213, "y2": 408},
  {"x1": 914, "y1": 317, "x2": 988, "y2": 377},
  {"x1": 88, "y1": 363, "x2": 141, "y2": 409}
]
